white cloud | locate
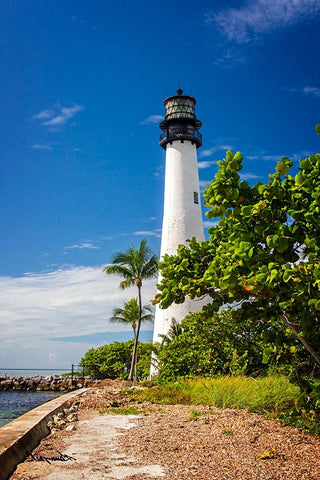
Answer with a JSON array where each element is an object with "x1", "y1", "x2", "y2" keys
[
  {"x1": 290, "y1": 151, "x2": 314, "y2": 161},
  {"x1": 140, "y1": 114, "x2": 164, "y2": 125},
  {"x1": 246, "y1": 150, "x2": 313, "y2": 163},
  {"x1": 246, "y1": 153, "x2": 282, "y2": 161},
  {"x1": 289, "y1": 86, "x2": 320, "y2": 98},
  {"x1": 32, "y1": 109, "x2": 54, "y2": 120},
  {"x1": 199, "y1": 144, "x2": 234, "y2": 158},
  {"x1": 302, "y1": 86, "x2": 320, "y2": 97},
  {"x1": 100, "y1": 235, "x2": 114, "y2": 241},
  {"x1": 203, "y1": 220, "x2": 219, "y2": 228},
  {"x1": 198, "y1": 160, "x2": 217, "y2": 169},
  {"x1": 198, "y1": 144, "x2": 234, "y2": 168},
  {"x1": 65, "y1": 242, "x2": 100, "y2": 250},
  {"x1": 0, "y1": 266, "x2": 157, "y2": 368},
  {"x1": 240, "y1": 172, "x2": 261, "y2": 180},
  {"x1": 208, "y1": 0, "x2": 320, "y2": 44},
  {"x1": 32, "y1": 104, "x2": 84, "y2": 129},
  {"x1": 32, "y1": 144, "x2": 52, "y2": 150},
  {"x1": 134, "y1": 230, "x2": 161, "y2": 237}
]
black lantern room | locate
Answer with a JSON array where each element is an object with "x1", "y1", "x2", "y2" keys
[{"x1": 159, "y1": 88, "x2": 202, "y2": 149}]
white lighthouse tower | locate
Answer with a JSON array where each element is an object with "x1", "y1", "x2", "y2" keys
[{"x1": 151, "y1": 89, "x2": 204, "y2": 362}]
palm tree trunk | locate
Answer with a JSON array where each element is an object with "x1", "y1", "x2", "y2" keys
[
  {"x1": 128, "y1": 285, "x2": 142, "y2": 381},
  {"x1": 128, "y1": 345, "x2": 135, "y2": 382}
]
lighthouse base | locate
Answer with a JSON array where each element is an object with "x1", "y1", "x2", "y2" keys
[{"x1": 150, "y1": 296, "x2": 208, "y2": 377}]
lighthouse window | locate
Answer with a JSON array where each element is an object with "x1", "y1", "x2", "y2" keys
[{"x1": 193, "y1": 192, "x2": 199, "y2": 204}]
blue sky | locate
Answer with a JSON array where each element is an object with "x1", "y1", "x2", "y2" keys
[{"x1": 1, "y1": 0, "x2": 320, "y2": 368}]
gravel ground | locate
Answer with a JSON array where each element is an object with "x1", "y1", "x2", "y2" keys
[{"x1": 10, "y1": 380, "x2": 320, "y2": 480}]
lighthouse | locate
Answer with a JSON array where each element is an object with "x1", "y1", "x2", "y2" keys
[{"x1": 151, "y1": 89, "x2": 205, "y2": 363}]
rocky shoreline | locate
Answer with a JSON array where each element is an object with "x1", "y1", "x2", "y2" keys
[{"x1": 0, "y1": 375, "x2": 95, "y2": 392}]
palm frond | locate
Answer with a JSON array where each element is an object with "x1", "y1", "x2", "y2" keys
[
  {"x1": 109, "y1": 298, "x2": 154, "y2": 326},
  {"x1": 119, "y1": 278, "x2": 135, "y2": 289}
]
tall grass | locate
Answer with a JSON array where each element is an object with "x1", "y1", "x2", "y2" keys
[{"x1": 135, "y1": 376, "x2": 300, "y2": 415}]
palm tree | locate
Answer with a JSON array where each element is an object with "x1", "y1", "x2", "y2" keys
[
  {"x1": 159, "y1": 318, "x2": 183, "y2": 347},
  {"x1": 110, "y1": 298, "x2": 153, "y2": 378},
  {"x1": 150, "y1": 318, "x2": 183, "y2": 375},
  {"x1": 110, "y1": 298, "x2": 154, "y2": 340},
  {"x1": 103, "y1": 239, "x2": 158, "y2": 381}
]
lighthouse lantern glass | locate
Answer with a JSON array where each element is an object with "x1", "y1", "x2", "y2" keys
[{"x1": 165, "y1": 97, "x2": 195, "y2": 120}]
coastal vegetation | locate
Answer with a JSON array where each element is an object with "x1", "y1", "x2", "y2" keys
[
  {"x1": 154, "y1": 147, "x2": 320, "y2": 368},
  {"x1": 81, "y1": 134, "x2": 320, "y2": 434},
  {"x1": 131, "y1": 376, "x2": 300, "y2": 415},
  {"x1": 151, "y1": 138, "x2": 320, "y2": 432},
  {"x1": 81, "y1": 340, "x2": 153, "y2": 380},
  {"x1": 103, "y1": 239, "x2": 158, "y2": 381},
  {"x1": 129, "y1": 376, "x2": 319, "y2": 435}
]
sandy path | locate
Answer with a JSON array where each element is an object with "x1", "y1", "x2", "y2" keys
[
  {"x1": 12, "y1": 411, "x2": 164, "y2": 479},
  {"x1": 10, "y1": 381, "x2": 320, "y2": 480}
]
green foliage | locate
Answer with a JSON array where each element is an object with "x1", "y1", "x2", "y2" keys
[
  {"x1": 134, "y1": 376, "x2": 300, "y2": 415},
  {"x1": 133, "y1": 383, "x2": 192, "y2": 404},
  {"x1": 277, "y1": 379, "x2": 320, "y2": 435},
  {"x1": 155, "y1": 310, "x2": 309, "y2": 381},
  {"x1": 284, "y1": 378, "x2": 320, "y2": 434},
  {"x1": 81, "y1": 340, "x2": 153, "y2": 380},
  {"x1": 278, "y1": 405, "x2": 320, "y2": 435},
  {"x1": 155, "y1": 147, "x2": 320, "y2": 368}
]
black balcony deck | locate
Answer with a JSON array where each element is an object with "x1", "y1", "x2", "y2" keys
[{"x1": 159, "y1": 127, "x2": 202, "y2": 149}]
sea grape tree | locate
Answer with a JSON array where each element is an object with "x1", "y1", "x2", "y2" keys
[{"x1": 155, "y1": 135, "x2": 320, "y2": 366}]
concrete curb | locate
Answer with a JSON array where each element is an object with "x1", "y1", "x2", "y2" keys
[{"x1": 0, "y1": 388, "x2": 90, "y2": 480}]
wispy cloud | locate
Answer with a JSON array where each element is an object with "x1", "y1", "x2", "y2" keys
[
  {"x1": 203, "y1": 220, "x2": 219, "y2": 228},
  {"x1": 134, "y1": 230, "x2": 161, "y2": 237},
  {"x1": 141, "y1": 216, "x2": 157, "y2": 224},
  {"x1": 246, "y1": 150, "x2": 313, "y2": 163},
  {"x1": 291, "y1": 151, "x2": 314, "y2": 162},
  {"x1": 240, "y1": 172, "x2": 261, "y2": 180},
  {"x1": 208, "y1": 0, "x2": 320, "y2": 44},
  {"x1": 198, "y1": 144, "x2": 235, "y2": 169},
  {"x1": 0, "y1": 266, "x2": 157, "y2": 368},
  {"x1": 140, "y1": 114, "x2": 164, "y2": 125},
  {"x1": 32, "y1": 104, "x2": 84, "y2": 129},
  {"x1": 198, "y1": 160, "x2": 217, "y2": 170},
  {"x1": 32, "y1": 144, "x2": 52, "y2": 150},
  {"x1": 246, "y1": 154, "x2": 282, "y2": 162},
  {"x1": 65, "y1": 242, "x2": 100, "y2": 251},
  {"x1": 199, "y1": 144, "x2": 234, "y2": 158},
  {"x1": 32, "y1": 109, "x2": 54, "y2": 120},
  {"x1": 288, "y1": 86, "x2": 320, "y2": 98}
]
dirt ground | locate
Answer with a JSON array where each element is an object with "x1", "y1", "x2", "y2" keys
[{"x1": 10, "y1": 380, "x2": 320, "y2": 480}]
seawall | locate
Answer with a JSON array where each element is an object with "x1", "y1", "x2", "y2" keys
[{"x1": 0, "y1": 388, "x2": 90, "y2": 480}]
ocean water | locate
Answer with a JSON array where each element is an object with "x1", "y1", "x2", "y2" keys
[
  {"x1": 0, "y1": 369, "x2": 69, "y2": 428},
  {"x1": 0, "y1": 391, "x2": 62, "y2": 428},
  {"x1": 0, "y1": 368, "x2": 70, "y2": 377}
]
